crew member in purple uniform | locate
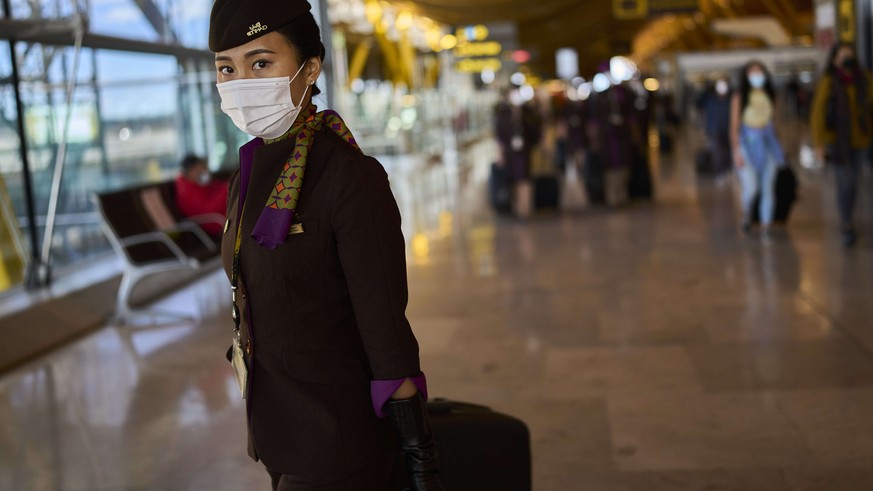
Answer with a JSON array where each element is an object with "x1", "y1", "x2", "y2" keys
[{"x1": 210, "y1": 1, "x2": 443, "y2": 489}]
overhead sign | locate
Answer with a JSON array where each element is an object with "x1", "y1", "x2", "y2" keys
[
  {"x1": 453, "y1": 24, "x2": 505, "y2": 73},
  {"x1": 614, "y1": 0, "x2": 648, "y2": 20},
  {"x1": 613, "y1": 0, "x2": 699, "y2": 20},
  {"x1": 456, "y1": 58, "x2": 502, "y2": 73},
  {"x1": 454, "y1": 41, "x2": 503, "y2": 58}
]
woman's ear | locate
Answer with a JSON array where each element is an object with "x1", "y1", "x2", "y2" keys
[{"x1": 306, "y1": 56, "x2": 322, "y2": 85}]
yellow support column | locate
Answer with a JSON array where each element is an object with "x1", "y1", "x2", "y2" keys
[
  {"x1": 0, "y1": 174, "x2": 26, "y2": 291},
  {"x1": 348, "y1": 38, "x2": 373, "y2": 86},
  {"x1": 839, "y1": 0, "x2": 856, "y2": 42},
  {"x1": 374, "y1": 28, "x2": 403, "y2": 86},
  {"x1": 398, "y1": 33, "x2": 417, "y2": 88}
]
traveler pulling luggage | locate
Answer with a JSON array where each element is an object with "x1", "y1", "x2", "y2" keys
[{"x1": 493, "y1": 88, "x2": 543, "y2": 219}]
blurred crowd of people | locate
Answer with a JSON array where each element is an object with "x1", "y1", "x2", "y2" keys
[{"x1": 491, "y1": 75, "x2": 667, "y2": 218}]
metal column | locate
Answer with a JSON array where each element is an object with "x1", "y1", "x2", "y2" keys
[{"x1": 37, "y1": 15, "x2": 86, "y2": 286}]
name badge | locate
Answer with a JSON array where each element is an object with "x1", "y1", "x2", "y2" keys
[{"x1": 289, "y1": 223, "x2": 305, "y2": 235}]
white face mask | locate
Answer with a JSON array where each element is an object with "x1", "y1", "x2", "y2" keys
[
  {"x1": 217, "y1": 63, "x2": 309, "y2": 139},
  {"x1": 196, "y1": 171, "x2": 211, "y2": 186},
  {"x1": 715, "y1": 80, "x2": 729, "y2": 96},
  {"x1": 748, "y1": 73, "x2": 766, "y2": 89}
]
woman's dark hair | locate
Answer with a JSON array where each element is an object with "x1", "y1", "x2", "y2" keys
[
  {"x1": 276, "y1": 12, "x2": 326, "y2": 96},
  {"x1": 826, "y1": 42, "x2": 857, "y2": 74},
  {"x1": 737, "y1": 60, "x2": 775, "y2": 110}
]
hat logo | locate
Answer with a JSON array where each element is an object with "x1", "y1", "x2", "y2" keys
[{"x1": 247, "y1": 22, "x2": 268, "y2": 37}]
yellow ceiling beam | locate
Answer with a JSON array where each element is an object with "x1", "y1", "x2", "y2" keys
[
  {"x1": 714, "y1": 0, "x2": 739, "y2": 19},
  {"x1": 373, "y1": 28, "x2": 404, "y2": 86},
  {"x1": 776, "y1": 0, "x2": 809, "y2": 37},
  {"x1": 760, "y1": 0, "x2": 801, "y2": 37},
  {"x1": 347, "y1": 38, "x2": 373, "y2": 86}
]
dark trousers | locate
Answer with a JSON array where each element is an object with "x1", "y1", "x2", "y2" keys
[
  {"x1": 266, "y1": 453, "x2": 403, "y2": 491},
  {"x1": 709, "y1": 133, "x2": 732, "y2": 176},
  {"x1": 832, "y1": 150, "x2": 864, "y2": 227}
]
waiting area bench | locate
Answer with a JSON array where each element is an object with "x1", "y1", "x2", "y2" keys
[{"x1": 94, "y1": 180, "x2": 225, "y2": 323}]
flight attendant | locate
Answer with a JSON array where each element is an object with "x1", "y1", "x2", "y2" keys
[{"x1": 208, "y1": 1, "x2": 443, "y2": 489}]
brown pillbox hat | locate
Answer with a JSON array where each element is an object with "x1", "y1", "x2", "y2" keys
[{"x1": 209, "y1": 0, "x2": 312, "y2": 52}]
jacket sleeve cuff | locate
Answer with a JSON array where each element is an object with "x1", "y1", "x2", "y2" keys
[{"x1": 370, "y1": 373, "x2": 428, "y2": 419}]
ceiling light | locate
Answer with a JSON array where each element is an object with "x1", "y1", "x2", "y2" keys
[
  {"x1": 643, "y1": 78, "x2": 660, "y2": 92},
  {"x1": 593, "y1": 73, "x2": 611, "y2": 93}
]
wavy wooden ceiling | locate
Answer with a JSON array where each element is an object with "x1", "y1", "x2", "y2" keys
[{"x1": 391, "y1": 0, "x2": 814, "y2": 76}]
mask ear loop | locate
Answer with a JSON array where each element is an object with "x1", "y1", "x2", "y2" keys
[
  {"x1": 287, "y1": 61, "x2": 312, "y2": 109},
  {"x1": 294, "y1": 83, "x2": 311, "y2": 109}
]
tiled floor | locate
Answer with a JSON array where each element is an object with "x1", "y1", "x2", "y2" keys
[{"x1": 3, "y1": 132, "x2": 873, "y2": 490}]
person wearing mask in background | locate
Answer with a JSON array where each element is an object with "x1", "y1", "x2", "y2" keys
[
  {"x1": 589, "y1": 81, "x2": 634, "y2": 207},
  {"x1": 495, "y1": 87, "x2": 542, "y2": 217},
  {"x1": 704, "y1": 76, "x2": 733, "y2": 186},
  {"x1": 731, "y1": 61, "x2": 785, "y2": 239},
  {"x1": 174, "y1": 154, "x2": 228, "y2": 236},
  {"x1": 209, "y1": 0, "x2": 443, "y2": 489},
  {"x1": 810, "y1": 43, "x2": 873, "y2": 247}
]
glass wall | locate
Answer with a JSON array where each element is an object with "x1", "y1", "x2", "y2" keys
[
  {"x1": 0, "y1": 0, "x2": 497, "y2": 294},
  {"x1": 88, "y1": 0, "x2": 212, "y2": 48},
  {"x1": 0, "y1": 0, "x2": 243, "y2": 294}
]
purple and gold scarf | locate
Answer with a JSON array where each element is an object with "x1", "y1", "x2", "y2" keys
[{"x1": 251, "y1": 105, "x2": 360, "y2": 249}]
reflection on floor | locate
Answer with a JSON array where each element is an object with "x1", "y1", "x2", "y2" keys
[{"x1": 3, "y1": 133, "x2": 873, "y2": 490}]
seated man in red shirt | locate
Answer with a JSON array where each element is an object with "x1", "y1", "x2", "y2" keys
[{"x1": 174, "y1": 154, "x2": 228, "y2": 236}]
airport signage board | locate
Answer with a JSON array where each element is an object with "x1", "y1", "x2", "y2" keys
[{"x1": 453, "y1": 24, "x2": 504, "y2": 73}]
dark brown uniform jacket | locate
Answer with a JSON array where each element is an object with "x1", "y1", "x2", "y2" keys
[{"x1": 220, "y1": 127, "x2": 421, "y2": 476}]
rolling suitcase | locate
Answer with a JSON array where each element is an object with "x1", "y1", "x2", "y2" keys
[
  {"x1": 489, "y1": 163, "x2": 512, "y2": 214},
  {"x1": 583, "y1": 151, "x2": 606, "y2": 204},
  {"x1": 534, "y1": 175, "x2": 560, "y2": 210},
  {"x1": 628, "y1": 150, "x2": 654, "y2": 200},
  {"x1": 751, "y1": 165, "x2": 798, "y2": 224},
  {"x1": 659, "y1": 132, "x2": 673, "y2": 153},
  {"x1": 426, "y1": 399, "x2": 531, "y2": 491},
  {"x1": 695, "y1": 147, "x2": 714, "y2": 175}
]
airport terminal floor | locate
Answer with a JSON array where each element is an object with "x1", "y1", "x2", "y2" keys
[{"x1": 3, "y1": 130, "x2": 873, "y2": 490}]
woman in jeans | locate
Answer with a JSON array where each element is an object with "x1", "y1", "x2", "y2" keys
[
  {"x1": 810, "y1": 43, "x2": 873, "y2": 247},
  {"x1": 730, "y1": 60, "x2": 785, "y2": 238}
]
